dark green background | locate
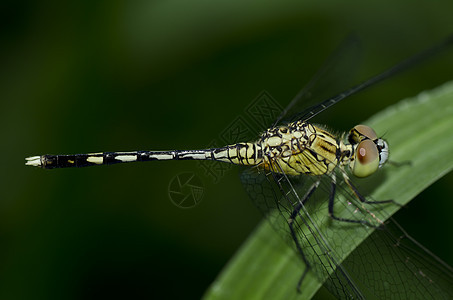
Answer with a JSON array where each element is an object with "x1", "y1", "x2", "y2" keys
[{"x1": 2, "y1": 1, "x2": 453, "y2": 299}]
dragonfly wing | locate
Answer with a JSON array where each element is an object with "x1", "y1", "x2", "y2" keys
[
  {"x1": 240, "y1": 165, "x2": 367, "y2": 299},
  {"x1": 274, "y1": 35, "x2": 362, "y2": 126},
  {"x1": 241, "y1": 146, "x2": 453, "y2": 299},
  {"x1": 291, "y1": 151, "x2": 453, "y2": 298},
  {"x1": 341, "y1": 216, "x2": 453, "y2": 299},
  {"x1": 278, "y1": 34, "x2": 453, "y2": 127}
]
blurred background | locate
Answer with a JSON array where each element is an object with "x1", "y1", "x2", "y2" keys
[{"x1": 2, "y1": 0, "x2": 453, "y2": 299}]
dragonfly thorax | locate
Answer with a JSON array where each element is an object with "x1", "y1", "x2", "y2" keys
[{"x1": 258, "y1": 121, "x2": 348, "y2": 176}]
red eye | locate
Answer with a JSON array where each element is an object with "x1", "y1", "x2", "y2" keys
[
  {"x1": 349, "y1": 125, "x2": 378, "y2": 144},
  {"x1": 354, "y1": 125, "x2": 378, "y2": 140},
  {"x1": 351, "y1": 140, "x2": 379, "y2": 178}
]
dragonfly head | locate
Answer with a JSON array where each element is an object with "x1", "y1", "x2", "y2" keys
[{"x1": 348, "y1": 125, "x2": 389, "y2": 178}]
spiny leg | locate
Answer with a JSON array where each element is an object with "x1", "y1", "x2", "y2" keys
[
  {"x1": 342, "y1": 174, "x2": 399, "y2": 206},
  {"x1": 266, "y1": 159, "x2": 320, "y2": 292},
  {"x1": 286, "y1": 177, "x2": 357, "y2": 294},
  {"x1": 283, "y1": 174, "x2": 364, "y2": 297},
  {"x1": 328, "y1": 173, "x2": 399, "y2": 227},
  {"x1": 328, "y1": 173, "x2": 377, "y2": 226},
  {"x1": 287, "y1": 181, "x2": 320, "y2": 292}
]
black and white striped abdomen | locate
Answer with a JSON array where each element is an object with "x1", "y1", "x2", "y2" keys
[{"x1": 25, "y1": 142, "x2": 263, "y2": 169}]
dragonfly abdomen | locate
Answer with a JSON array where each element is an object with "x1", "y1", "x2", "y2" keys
[{"x1": 25, "y1": 142, "x2": 263, "y2": 169}]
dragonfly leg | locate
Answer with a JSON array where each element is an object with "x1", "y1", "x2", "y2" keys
[
  {"x1": 343, "y1": 174, "x2": 400, "y2": 206},
  {"x1": 288, "y1": 181, "x2": 319, "y2": 292},
  {"x1": 328, "y1": 173, "x2": 376, "y2": 226}
]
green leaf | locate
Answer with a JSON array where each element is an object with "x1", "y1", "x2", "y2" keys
[{"x1": 203, "y1": 81, "x2": 453, "y2": 300}]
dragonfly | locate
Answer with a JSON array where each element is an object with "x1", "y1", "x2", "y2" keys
[{"x1": 25, "y1": 36, "x2": 453, "y2": 299}]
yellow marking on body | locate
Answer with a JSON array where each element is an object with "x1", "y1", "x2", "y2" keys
[
  {"x1": 246, "y1": 144, "x2": 254, "y2": 159},
  {"x1": 257, "y1": 123, "x2": 343, "y2": 176},
  {"x1": 87, "y1": 156, "x2": 104, "y2": 164},
  {"x1": 282, "y1": 149, "x2": 292, "y2": 157},
  {"x1": 154, "y1": 154, "x2": 173, "y2": 160},
  {"x1": 293, "y1": 131, "x2": 302, "y2": 139},
  {"x1": 228, "y1": 147, "x2": 237, "y2": 158},
  {"x1": 267, "y1": 136, "x2": 282, "y2": 147},
  {"x1": 239, "y1": 146, "x2": 247, "y2": 162},
  {"x1": 184, "y1": 153, "x2": 206, "y2": 160},
  {"x1": 25, "y1": 156, "x2": 41, "y2": 166},
  {"x1": 293, "y1": 150, "x2": 327, "y2": 175},
  {"x1": 280, "y1": 132, "x2": 291, "y2": 143},
  {"x1": 115, "y1": 155, "x2": 137, "y2": 162}
]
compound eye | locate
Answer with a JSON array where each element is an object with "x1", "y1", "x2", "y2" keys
[
  {"x1": 354, "y1": 125, "x2": 377, "y2": 139},
  {"x1": 349, "y1": 125, "x2": 378, "y2": 144},
  {"x1": 351, "y1": 139, "x2": 379, "y2": 178}
]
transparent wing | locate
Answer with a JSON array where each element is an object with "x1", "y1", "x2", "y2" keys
[
  {"x1": 239, "y1": 35, "x2": 453, "y2": 298},
  {"x1": 273, "y1": 35, "x2": 362, "y2": 127},
  {"x1": 342, "y1": 217, "x2": 453, "y2": 299},
  {"x1": 240, "y1": 154, "x2": 375, "y2": 299},
  {"x1": 276, "y1": 34, "x2": 453, "y2": 127},
  {"x1": 240, "y1": 170, "x2": 362, "y2": 299},
  {"x1": 241, "y1": 157, "x2": 453, "y2": 299}
]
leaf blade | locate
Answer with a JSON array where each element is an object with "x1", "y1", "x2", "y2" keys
[{"x1": 203, "y1": 81, "x2": 453, "y2": 300}]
